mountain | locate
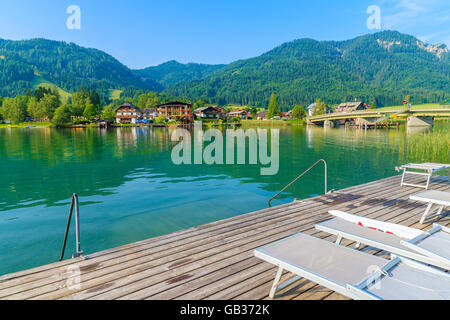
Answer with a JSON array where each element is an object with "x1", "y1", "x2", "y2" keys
[
  {"x1": 0, "y1": 38, "x2": 162, "y2": 98},
  {"x1": 167, "y1": 31, "x2": 450, "y2": 108},
  {"x1": 135, "y1": 60, "x2": 226, "y2": 88},
  {"x1": 1, "y1": 32, "x2": 449, "y2": 108}
]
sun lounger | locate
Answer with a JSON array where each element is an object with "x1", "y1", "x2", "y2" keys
[
  {"x1": 315, "y1": 210, "x2": 450, "y2": 270},
  {"x1": 410, "y1": 190, "x2": 450, "y2": 224},
  {"x1": 254, "y1": 232, "x2": 450, "y2": 300},
  {"x1": 396, "y1": 163, "x2": 450, "y2": 189}
]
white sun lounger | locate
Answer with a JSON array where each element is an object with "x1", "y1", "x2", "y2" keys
[
  {"x1": 396, "y1": 163, "x2": 450, "y2": 189},
  {"x1": 315, "y1": 210, "x2": 450, "y2": 270},
  {"x1": 409, "y1": 190, "x2": 450, "y2": 224},
  {"x1": 254, "y1": 232, "x2": 450, "y2": 300}
]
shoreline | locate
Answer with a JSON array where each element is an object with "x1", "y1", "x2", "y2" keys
[{"x1": 0, "y1": 118, "x2": 448, "y2": 129}]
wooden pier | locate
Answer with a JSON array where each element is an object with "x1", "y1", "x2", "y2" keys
[{"x1": 0, "y1": 174, "x2": 449, "y2": 300}]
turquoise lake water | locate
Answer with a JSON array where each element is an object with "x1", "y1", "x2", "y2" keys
[{"x1": 0, "y1": 124, "x2": 448, "y2": 275}]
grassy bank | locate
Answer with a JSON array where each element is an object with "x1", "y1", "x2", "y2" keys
[
  {"x1": 376, "y1": 103, "x2": 450, "y2": 111},
  {"x1": 407, "y1": 129, "x2": 450, "y2": 163},
  {"x1": 0, "y1": 122, "x2": 53, "y2": 128}
]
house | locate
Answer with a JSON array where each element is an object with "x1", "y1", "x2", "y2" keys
[
  {"x1": 307, "y1": 103, "x2": 316, "y2": 117},
  {"x1": 115, "y1": 102, "x2": 141, "y2": 124},
  {"x1": 98, "y1": 120, "x2": 111, "y2": 128},
  {"x1": 227, "y1": 110, "x2": 251, "y2": 120},
  {"x1": 281, "y1": 112, "x2": 291, "y2": 120},
  {"x1": 334, "y1": 101, "x2": 366, "y2": 113},
  {"x1": 257, "y1": 111, "x2": 268, "y2": 120},
  {"x1": 141, "y1": 108, "x2": 158, "y2": 120},
  {"x1": 156, "y1": 101, "x2": 193, "y2": 121},
  {"x1": 194, "y1": 106, "x2": 225, "y2": 119}
]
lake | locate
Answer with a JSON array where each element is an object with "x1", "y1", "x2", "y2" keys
[{"x1": 0, "y1": 123, "x2": 449, "y2": 275}]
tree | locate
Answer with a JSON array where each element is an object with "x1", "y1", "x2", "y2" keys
[
  {"x1": 231, "y1": 116, "x2": 241, "y2": 123},
  {"x1": 83, "y1": 104, "x2": 98, "y2": 120},
  {"x1": 52, "y1": 105, "x2": 72, "y2": 127},
  {"x1": 89, "y1": 90, "x2": 101, "y2": 107},
  {"x1": 155, "y1": 116, "x2": 166, "y2": 124},
  {"x1": 1, "y1": 96, "x2": 27, "y2": 123},
  {"x1": 137, "y1": 92, "x2": 161, "y2": 109},
  {"x1": 193, "y1": 98, "x2": 210, "y2": 110},
  {"x1": 102, "y1": 105, "x2": 116, "y2": 122},
  {"x1": 39, "y1": 94, "x2": 60, "y2": 120},
  {"x1": 267, "y1": 93, "x2": 280, "y2": 119},
  {"x1": 291, "y1": 105, "x2": 306, "y2": 119},
  {"x1": 313, "y1": 98, "x2": 327, "y2": 115},
  {"x1": 71, "y1": 88, "x2": 91, "y2": 116},
  {"x1": 27, "y1": 97, "x2": 45, "y2": 121}
]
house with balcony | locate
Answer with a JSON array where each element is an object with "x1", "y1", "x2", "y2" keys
[
  {"x1": 156, "y1": 102, "x2": 193, "y2": 121},
  {"x1": 115, "y1": 102, "x2": 141, "y2": 124}
]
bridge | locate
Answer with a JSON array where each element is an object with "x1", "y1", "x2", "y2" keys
[{"x1": 307, "y1": 106, "x2": 450, "y2": 128}]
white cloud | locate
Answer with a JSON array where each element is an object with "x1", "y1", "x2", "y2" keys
[{"x1": 380, "y1": 0, "x2": 450, "y2": 45}]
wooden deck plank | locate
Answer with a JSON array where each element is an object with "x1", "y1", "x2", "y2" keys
[{"x1": 0, "y1": 174, "x2": 448, "y2": 300}]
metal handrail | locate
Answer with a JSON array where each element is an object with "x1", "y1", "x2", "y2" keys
[
  {"x1": 60, "y1": 194, "x2": 84, "y2": 261},
  {"x1": 268, "y1": 159, "x2": 329, "y2": 207}
]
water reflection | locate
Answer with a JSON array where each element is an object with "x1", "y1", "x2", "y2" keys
[{"x1": 0, "y1": 124, "x2": 448, "y2": 274}]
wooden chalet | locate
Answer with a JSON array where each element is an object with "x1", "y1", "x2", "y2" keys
[
  {"x1": 194, "y1": 106, "x2": 225, "y2": 119},
  {"x1": 227, "y1": 110, "x2": 251, "y2": 120},
  {"x1": 335, "y1": 101, "x2": 366, "y2": 113}
]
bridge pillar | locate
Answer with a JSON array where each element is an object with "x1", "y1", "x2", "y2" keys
[
  {"x1": 407, "y1": 116, "x2": 434, "y2": 128},
  {"x1": 324, "y1": 120, "x2": 340, "y2": 128}
]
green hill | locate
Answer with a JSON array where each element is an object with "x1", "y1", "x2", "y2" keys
[
  {"x1": 1, "y1": 32, "x2": 449, "y2": 108},
  {"x1": 135, "y1": 60, "x2": 225, "y2": 88},
  {"x1": 0, "y1": 38, "x2": 162, "y2": 98},
  {"x1": 167, "y1": 31, "x2": 450, "y2": 108}
]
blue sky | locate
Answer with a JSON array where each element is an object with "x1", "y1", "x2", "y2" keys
[{"x1": 0, "y1": 0, "x2": 449, "y2": 68}]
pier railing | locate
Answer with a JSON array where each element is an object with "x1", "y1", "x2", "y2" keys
[
  {"x1": 59, "y1": 194, "x2": 84, "y2": 261},
  {"x1": 268, "y1": 159, "x2": 329, "y2": 207}
]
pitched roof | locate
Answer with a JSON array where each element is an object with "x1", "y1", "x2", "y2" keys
[
  {"x1": 307, "y1": 103, "x2": 316, "y2": 110},
  {"x1": 194, "y1": 106, "x2": 222, "y2": 113},
  {"x1": 142, "y1": 108, "x2": 157, "y2": 113},
  {"x1": 228, "y1": 110, "x2": 248, "y2": 114},
  {"x1": 118, "y1": 102, "x2": 140, "y2": 111},
  {"x1": 156, "y1": 101, "x2": 192, "y2": 107},
  {"x1": 337, "y1": 101, "x2": 363, "y2": 108}
]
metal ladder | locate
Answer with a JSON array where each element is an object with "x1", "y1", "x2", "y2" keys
[
  {"x1": 60, "y1": 194, "x2": 84, "y2": 261},
  {"x1": 268, "y1": 159, "x2": 331, "y2": 207}
]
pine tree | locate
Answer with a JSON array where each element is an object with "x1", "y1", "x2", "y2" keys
[{"x1": 267, "y1": 93, "x2": 280, "y2": 118}]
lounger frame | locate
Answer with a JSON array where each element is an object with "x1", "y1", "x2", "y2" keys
[
  {"x1": 254, "y1": 243, "x2": 363, "y2": 299},
  {"x1": 409, "y1": 191, "x2": 450, "y2": 224},
  {"x1": 255, "y1": 235, "x2": 450, "y2": 300},
  {"x1": 346, "y1": 255, "x2": 450, "y2": 300},
  {"x1": 398, "y1": 163, "x2": 450, "y2": 190},
  {"x1": 401, "y1": 224, "x2": 450, "y2": 267},
  {"x1": 316, "y1": 211, "x2": 450, "y2": 270}
]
